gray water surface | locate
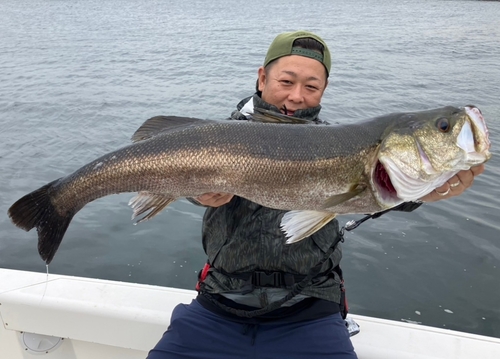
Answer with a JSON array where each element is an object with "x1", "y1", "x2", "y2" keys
[{"x1": 1, "y1": 0, "x2": 499, "y2": 338}]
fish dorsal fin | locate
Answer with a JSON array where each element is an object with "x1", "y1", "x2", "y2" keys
[
  {"x1": 280, "y1": 210, "x2": 337, "y2": 244},
  {"x1": 249, "y1": 108, "x2": 310, "y2": 124},
  {"x1": 131, "y1": 116, "x2": 206, "y2": 142},
  {"x1": 322, "y1": 184, "x2": 367, "y2": 209}
]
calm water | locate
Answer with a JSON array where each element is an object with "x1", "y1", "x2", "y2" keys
[{"x1": 1, "y1": 0, "x2": 499, "y2": 338}]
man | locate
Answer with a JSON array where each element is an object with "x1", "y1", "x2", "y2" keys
[{"x1": 147, "y1": 31, "x2": 484, "y2": 359}]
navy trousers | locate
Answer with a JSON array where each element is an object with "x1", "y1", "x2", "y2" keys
[{"x1": 147, "y1": 299, "x2": 358, "y2": 359}]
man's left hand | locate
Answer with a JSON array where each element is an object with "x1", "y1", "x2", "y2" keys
[{"x1": 419, "y1": 164, "x2": 485, "y2": 203}]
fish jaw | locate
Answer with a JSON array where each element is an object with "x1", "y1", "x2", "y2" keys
[
  {"x1": 378, "y1": 156, "x2": 459, "y2": 201},
  {"x1": 378, "y1": 137, "x2": 463, "y2": 201},
  {"x1": 462, "y1": 106, "x2": 492, "y2": 164}
]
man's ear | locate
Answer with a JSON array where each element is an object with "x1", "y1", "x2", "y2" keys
[
  {"x1": 257, "y1": 66, "x2": 266, "y2": 92},
  {"x1": 322, "y1": 78, "x2": 329, "y2": 94}
]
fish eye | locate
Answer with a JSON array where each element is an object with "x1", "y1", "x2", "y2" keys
[{"x1": 436, "y1": 118, "x2": 450, "y2": 133}]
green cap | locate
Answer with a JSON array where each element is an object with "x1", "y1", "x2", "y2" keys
[{"x1": 264, "y1": 31, "x2": 331, "y2": 76}]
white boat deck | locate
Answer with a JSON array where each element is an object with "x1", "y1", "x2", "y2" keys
[{"x1": 1, "y1": 268, "x2": 499, "y2": 358}]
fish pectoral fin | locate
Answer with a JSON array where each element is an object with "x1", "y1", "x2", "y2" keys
[
  {"x1": 250, "y1": 108, "x2": 310, "y2": 124},
  {"x1": 280, "y1": 210, "x2": 337, "y2": 244},
  {"x1": 128, "y1": 191, "x2": 176, "y2": 223},
  {"x1": 323, "y1": 184, "x2": 367, "y2": 209},
  {"x1": 131, "y1": 115, "x2": 207, "y2": 142}
]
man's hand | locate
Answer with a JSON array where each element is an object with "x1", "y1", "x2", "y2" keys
[
  {"x1": 195, "y1": 192, "x2": 234, "y2": 207},
  {"x1": 420, "y1": 164, "x2": 485, "y2": 203}
]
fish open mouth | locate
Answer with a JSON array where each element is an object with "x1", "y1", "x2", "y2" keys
[{"x1": 373, "y1": 161, "x2": 399, "y2": 202}]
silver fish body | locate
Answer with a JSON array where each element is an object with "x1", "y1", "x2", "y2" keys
[{"x1": 8, "y1": 106, "x2": 491, "y2": 263}]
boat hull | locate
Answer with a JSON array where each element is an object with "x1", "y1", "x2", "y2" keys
[{"x1": 1, "y1": 268, "x2": 499, "y2": 358}]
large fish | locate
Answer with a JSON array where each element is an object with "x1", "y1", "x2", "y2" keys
[{"x1": 8, "y1": 105, "x2": 491, "y2": 264}]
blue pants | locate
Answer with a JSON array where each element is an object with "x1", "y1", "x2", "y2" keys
[{"x1": 147, "y1": 299, "x2": 358, "y2": 359}]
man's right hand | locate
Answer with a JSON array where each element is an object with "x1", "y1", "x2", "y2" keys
[{"x1": 195, "y1": 192, "x2": 234, "y2": 207}]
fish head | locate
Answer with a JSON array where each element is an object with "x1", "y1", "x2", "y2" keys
[{"x1": 374, "y1": 105, "x2": 491, "y2": 203}]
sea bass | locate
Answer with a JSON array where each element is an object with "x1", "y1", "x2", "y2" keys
[{"x1": 8, "y1": 106, "x2": 491, "y2": 263}]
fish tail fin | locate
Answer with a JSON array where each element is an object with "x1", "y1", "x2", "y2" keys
[{"x1": 8, "y1": 179, "x2": 74, "y2": 264}]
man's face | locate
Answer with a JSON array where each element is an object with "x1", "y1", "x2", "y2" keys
[{"x1": 258, "y1": 55, "x2": 328, "y2": 116}]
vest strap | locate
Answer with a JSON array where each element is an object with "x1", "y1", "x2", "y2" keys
[
  {"x1": 199, "y1": 230, "x2": 346, "y2": 318},
  {"x1": 252, "y1": 271, "x2": 306, "y2": 288}
]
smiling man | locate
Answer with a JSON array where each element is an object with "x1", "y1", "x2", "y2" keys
[
  {"x1": 258, "y1": 34, "x2": 328, "y2": 116},
  {"x1": 233, "y1": 31, "x2": 331, "y2": 124},
  {"x1": 147, "y1": 31, "x2": 484, "y2": 359}
]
